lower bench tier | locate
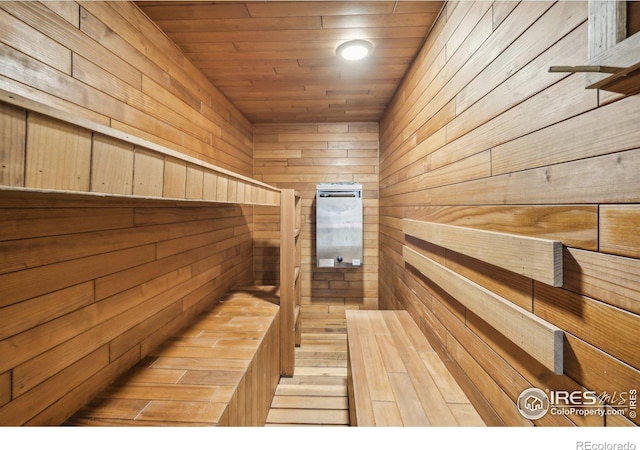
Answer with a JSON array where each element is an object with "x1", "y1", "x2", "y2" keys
[
  {"x1": 66, "y1": 290, "x2": 280, "y2": 426},
  {"x1": 346, "y1": 309, "x2": 485, "y2": 426}
]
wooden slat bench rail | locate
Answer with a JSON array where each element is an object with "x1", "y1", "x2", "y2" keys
[
  {"x1": 346, "y1": 310, "x2": 485, "y2": 427},
  {"x1": 403, "y1": 219, "x2": 563, "y2": 287},
  {"x1": 403, "y1": 246, "x2": 564, "y2": 374},
  {"x1": 66, "y1": 290, "x2": 280, "y2": 426},
  {"x1": 0, "y1": 95, "x2": 281, "y2": 207}
]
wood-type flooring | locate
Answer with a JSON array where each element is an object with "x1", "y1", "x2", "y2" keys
[{"x1": 266, "y1": 310, "x2": 349, "y2": 426}]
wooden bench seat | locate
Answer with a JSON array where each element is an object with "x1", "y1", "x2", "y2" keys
[
  {"x1": 346, "y1": 310, "x2": 485, "y2": 427},
  {"x1": 66, "y1": 290, "x2": 280, "y2": 426}
]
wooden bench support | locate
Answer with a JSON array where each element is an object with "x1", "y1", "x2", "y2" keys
[
  {"x1": 66, "y1": 290, "x2": 280, "y2": 426},
  {"x1": 346, "y1": 310, "x2": 485, "y2": 427}
]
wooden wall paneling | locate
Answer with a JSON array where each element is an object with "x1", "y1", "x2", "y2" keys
[
  {"x1": 11, "y1": 270, "x2": 190, "y2": 397},
  {"x1": 378, "y1": 0, "x2": 639, "y2": 427},
  {"x1": 427, "y1": 148, "x2": 640, "y2": 206},
  {"x1": 0, "y1": 239, "x2": 156, "y2": 311},
  {"x1": 0, "y1": 204, "x2": 134, "y2": 242},
  {"x1": 133, "y1": 147, "x2": 164, "y2": 198},
  {"x1": 1, "y1": 1, "x2": 255, "y2": 178},
  {"x1": 0, "y1": 371, "x2": 9, "y2": 409},
  {"x1": 443, "y1": 307, "x2": 581, "y2": 426},
  {"x1": 534, "y1": 282, "x2": 640, "y2": 370},
  {"x1": 397, "y1": 205, "x2": 598, "y2": 251},
  {"x1": 186, "y1": 164, "x2": 204, "y2": 201},
  {"x1": 444, "y1": 251, "x2": 533, "y2": 313},
  {"x1": 26, "y1": 114, "x2": 92, "y2": 191},
  {"x1": 453, "y1": 5, "x2": 588, "y2": 125},
  {"x1": 0, "y1": 6, "x2": 72, "y2": 76},
  {"x1": 163, "y1": 156, "x2": 187, "y2": 199},
  {"x1": 109, "y1": 301, "x2": 184, "y2": 361},
  {"x1": 381, "y1": 0, "x2": 553, "y2": 153},
  {"x1": 253, "y1": 122, "x2": 379, "y2": 314},
  {"x1": 403, "y1": 246, "x2": 564, "y2": 374},
  {"x1": 91, "y1": 134, "x2": 134, "y2": 196},
  {"x1": 0, "y1": 282, "x2": 94, "y2": 342},
  {"x1": 564, "y1": 248, "x2": 640, "y2": 315},
  {"x1": 0, "y1": 102, "x2": 26, "y2": 187},
  {"x1": 492, "y1": 94, "x2": 640, "y2": 176},
  {"x1": 0, "y1": 345, "x2": 110, "y2": 426},
  {"x1": 446, "y1": 332, "x2": 531, "y2": 427},
  {"x1": 431, "y1": 73, "x2": 597, "y2": 174},
  {"x1": 564, "y1": 334, "x2": 640, "y2": 426},
  {"x1": 463, "y1": 311, "x2": 604, "y2": 426},
  {"x1": 600, "y1": 205, "x2": 640, "y2": 259}
]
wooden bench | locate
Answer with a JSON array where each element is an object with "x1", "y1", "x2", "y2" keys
[
  {"x1": 346, "y1": 310, "x2": 485, "y2": 426},
  {"x1": 66, "y1": 290, "x2": 280, "y2": 426}
]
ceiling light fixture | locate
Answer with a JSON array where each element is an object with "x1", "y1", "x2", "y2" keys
[{"x1": 336, "y1": 40, "x2": 373, "y2": 61}]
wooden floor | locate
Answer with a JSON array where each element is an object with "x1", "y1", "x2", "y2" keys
[{"x1": 266, "y1": 310, "x2": 350, "y2": 426}]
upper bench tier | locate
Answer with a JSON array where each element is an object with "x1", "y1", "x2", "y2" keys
[{"x1": 0, "y1": 90, "x2": 280, "y2": 206}]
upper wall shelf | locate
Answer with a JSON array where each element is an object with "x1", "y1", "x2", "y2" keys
[
  {"x1": 0, "y1": 90, "x2": 280, "y2": 206},
  {"x1": 549, "y1": 62, "x2": 640, "y2": 96}
]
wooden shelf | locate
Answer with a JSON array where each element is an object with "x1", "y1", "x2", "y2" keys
[
  {"x1": 403, "y1": 219, "x2": 563, "y2": 287},
  {"x1": 585, "y1": 60, "x2": 640, "y2": 95},
  {"x1": 0, "y1": 94, "x2": 280, "y2": 207},
  {"x1": 403, "y1": 246, "x2": 564, "y2": 374}
]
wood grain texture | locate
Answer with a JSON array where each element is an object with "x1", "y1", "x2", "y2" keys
[
  {"x1": 0, "y1": 98, "x2": 281, "y2": 206},
  {"x1": 0, "y1": 102, "x2": 26, "y2": 187},
  {"x1": 253, "y1": 122, "x2": 379, "y2": 315},
  {"x1": 600, "y1": 205, "x2": 640, "y2": 259},
  {"x1": 279, "y1": 189, "x2": 302, "y2": 376},
  {"x1": 379, "y1": 0, "x2": 639, "y2": 427},
  {"x1": 137, "y1": 1, "x2": 445, "y2": 123},
  {"x1": 346, "y1": 310, "x2": 484, "y2": 426},
  {"x1": 404, "y1": 219, "x2": 563, "y2": 286},
  {"x1": 0, "y1": 191, "x2": 255, "y2": 425},
  {"x1": 66, "y1": 292, "x2": 280, "y2": 426},
  {"x1": 403, "y1": 246, "x2": 563, "y2": 374},
  {"x1": 0, "y1": 0, "x2": 253, "y2": 177}
]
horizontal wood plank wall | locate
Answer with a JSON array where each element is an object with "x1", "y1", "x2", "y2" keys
[
  {"x1": 0, "y1": 0, "x2": 261, "y2": 425},
  {"x1": 253, "y1": 123, "x2": 379, "y2": 325},
  {"x1": 0, "y1": 1, "x2": 252, "y2": 177},
  {"x1": 0, "y1": 191, "x2": 254, "y2": 425},
  {"x1": 379, "y1": 1, "x2": 639, "y2": 427}
]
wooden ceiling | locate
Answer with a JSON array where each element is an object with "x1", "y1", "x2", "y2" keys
[{"x1": 136, "y1": 1, "x2": 445, "y2": 123}]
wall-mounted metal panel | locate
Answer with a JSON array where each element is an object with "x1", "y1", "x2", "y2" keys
[{"x1": 316, "y1": 182, "x2": 363, "y2": 268}]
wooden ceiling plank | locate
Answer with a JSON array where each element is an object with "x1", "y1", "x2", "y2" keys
[
  {"x1": 138, "y1": 3, "x2": 251, "y2": 21},
  {"x1": 151, "y1": 16, "x2": 323, "y2": 33},
  {"x1": 134, "y1": 0, "x2": 445, "y2": 123},
  {"x1": 166, "y1": 26, "x2": 429, "y2": 44},
  {"x1": 245, "y1": 2, "x2": 396, "y2": 18},
  {"x1": 322, "y1": 13, "x2": 438, "y2": 29}
]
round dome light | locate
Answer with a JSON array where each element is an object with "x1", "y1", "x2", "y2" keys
[{"x1": 336, "y1": 40, "x2": 373, "y2": 61}]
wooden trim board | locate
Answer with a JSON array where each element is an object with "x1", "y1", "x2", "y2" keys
[
  {"x1": 279, "y1": 189, "x2": 302, "y2": 376},
  {"x1": 403, "y1": 219, "x2": 563, "y2": 286},
  {"x1": 403, "y1": 245, "x2": 564, "y2": 374}
]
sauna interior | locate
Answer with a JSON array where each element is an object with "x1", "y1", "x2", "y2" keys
[{"x1": 1, "y1": 0, "x2": 639, "y2": 433}]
